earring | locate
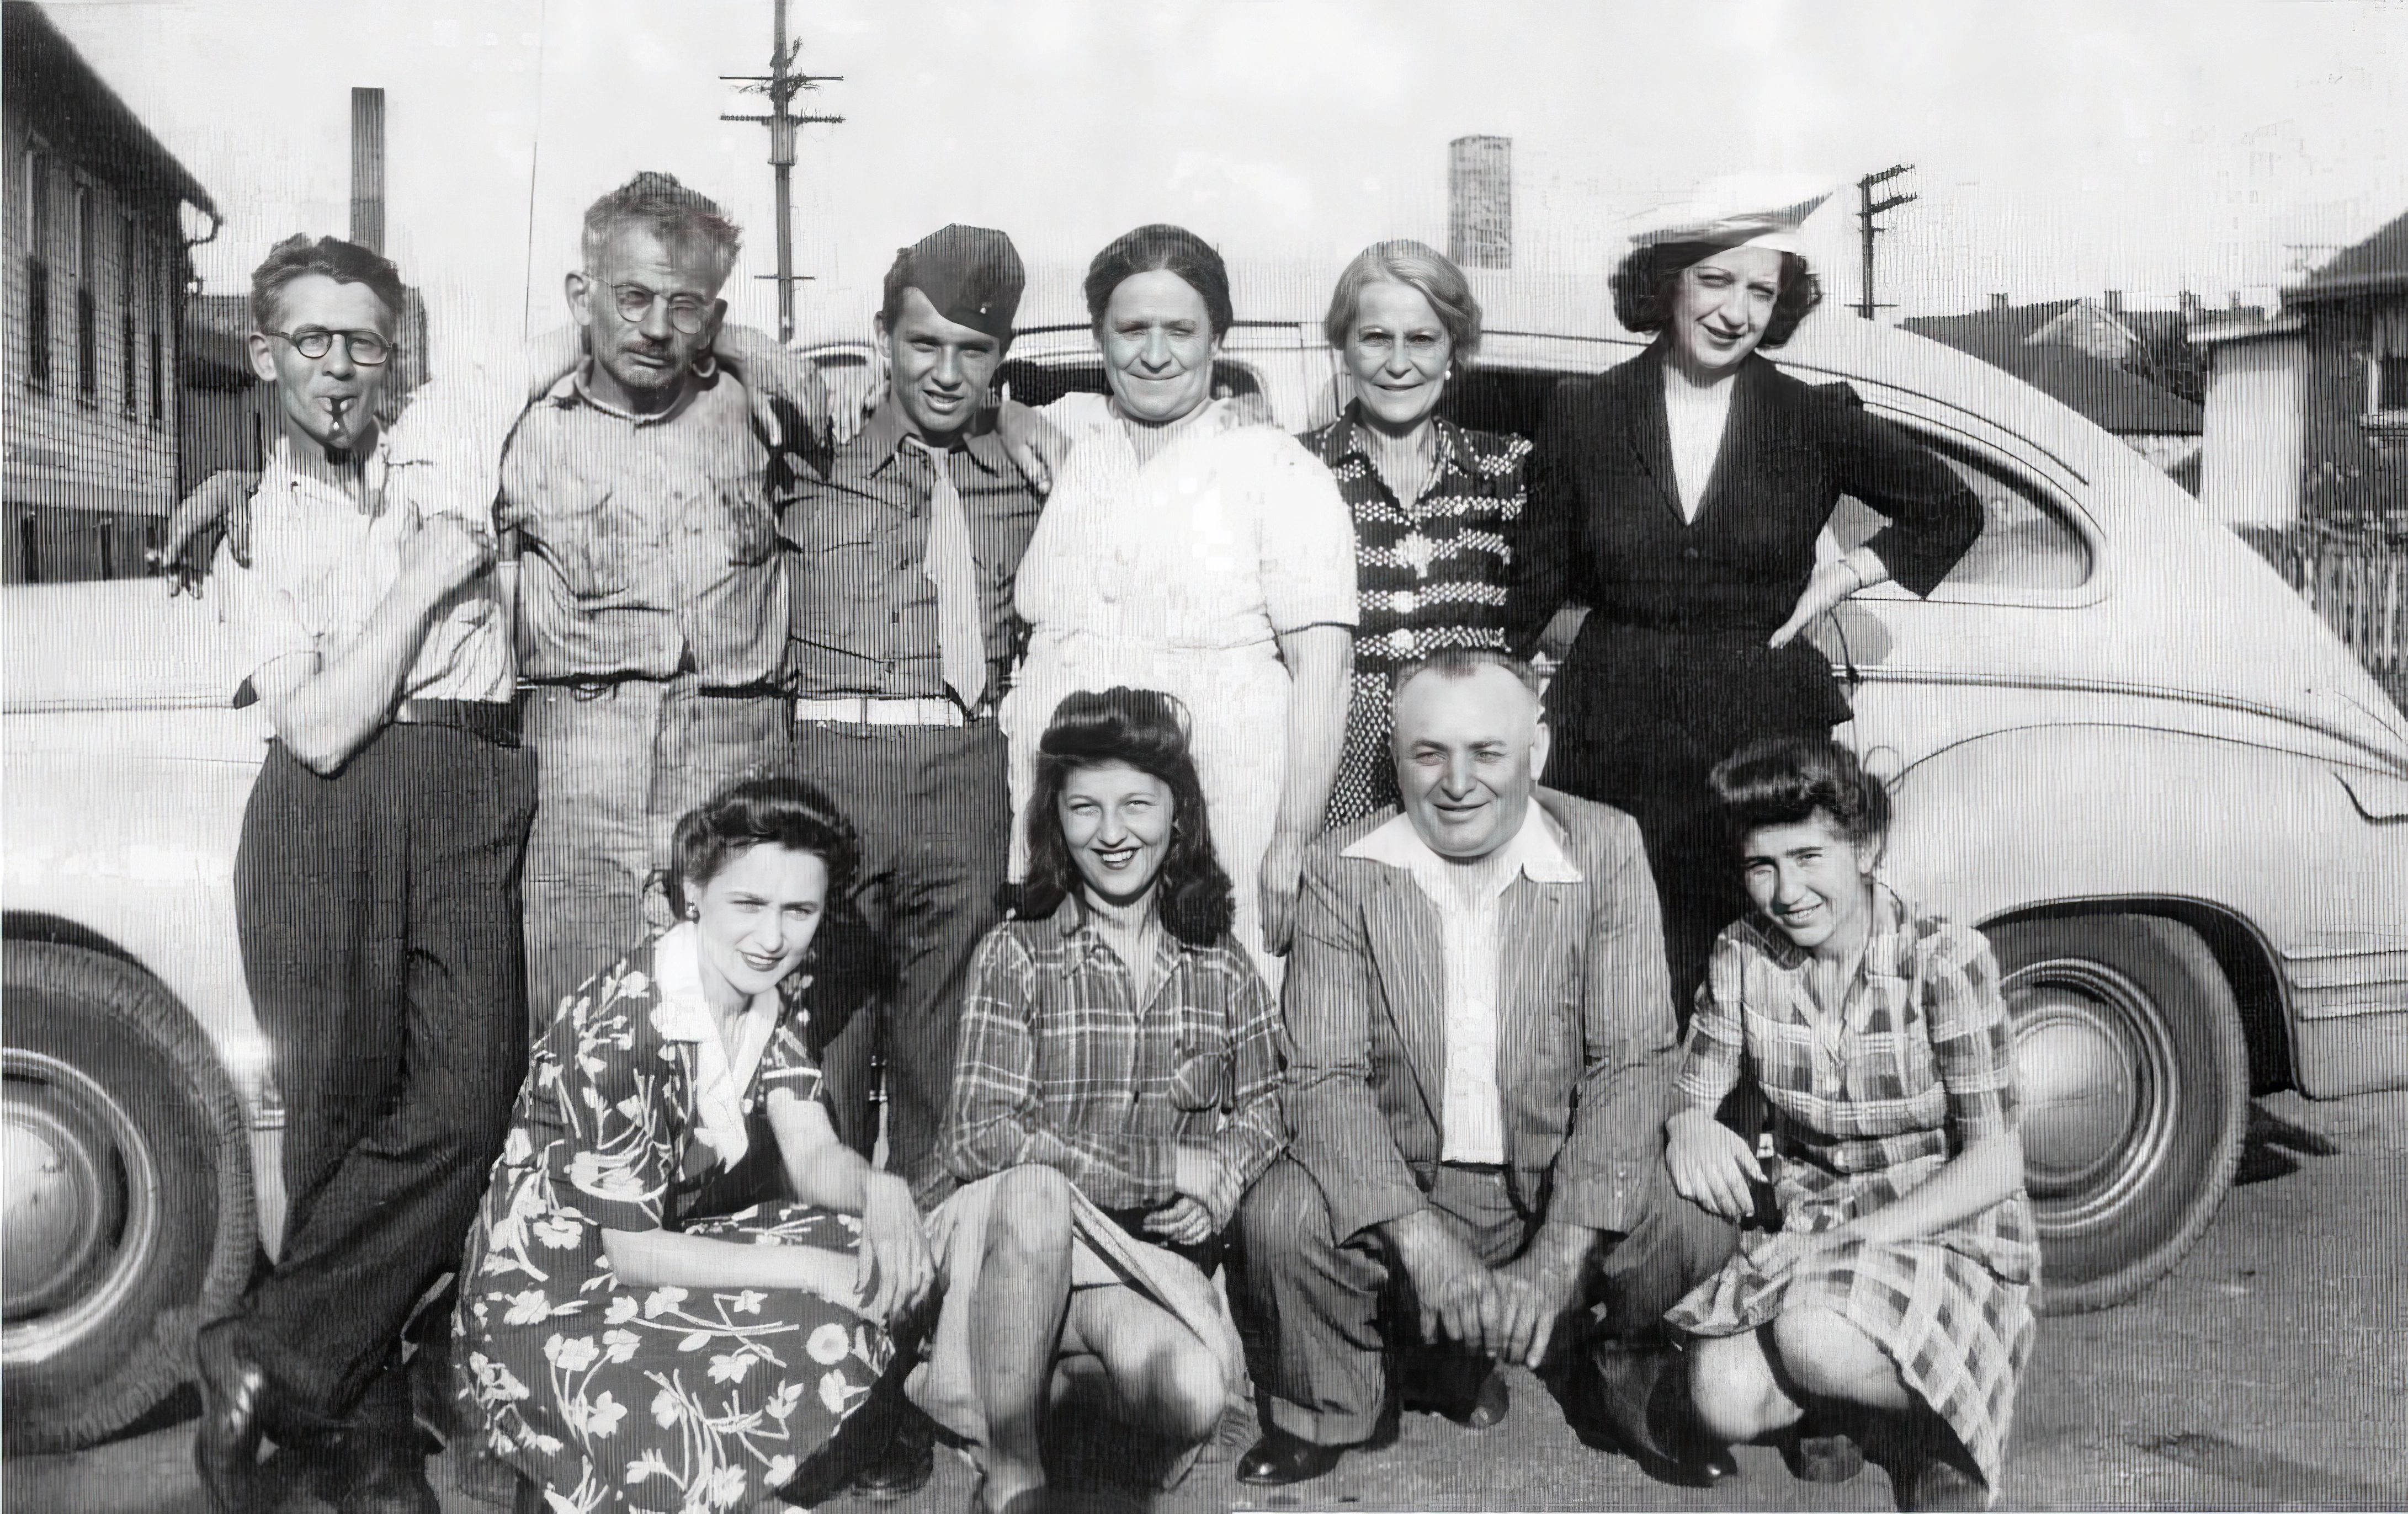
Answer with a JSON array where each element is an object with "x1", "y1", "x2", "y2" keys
[{"x1": 685, "y1": 905, "x2": 700, "y2": 921}]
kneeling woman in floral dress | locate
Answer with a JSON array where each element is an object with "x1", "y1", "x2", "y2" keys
[
  {"x1": 455, "y1": 777, "x2": 932, "y2": 1513},
  {"x1": 1664, "y1": 738, "x2": 2036, "y2": 1511}
]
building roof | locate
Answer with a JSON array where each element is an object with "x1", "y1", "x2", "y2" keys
[
  {"x1": 2287, "y1": 207, "x2": 2408, "y2": 302},
  {"x1": 1901, "y1": 299, "x2": 2083, "y2": 351},
  {"x1": 4, "y1": 3, "x2": 217, "y2": 222},
  {"x1": 1915, "y1": 333, "x2": 2203, "y2": 435}
]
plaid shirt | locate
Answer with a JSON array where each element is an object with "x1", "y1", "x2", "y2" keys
[
  {"x1": 939, "y1": 899, "x2": 1289, "y2": 1212},
  {"x1": 1675, "y1": 883, "x2": 2026, "y2": 1205},
  {"x1": 1298, "y1": 408, "x2": 1529, "y2": 670}
]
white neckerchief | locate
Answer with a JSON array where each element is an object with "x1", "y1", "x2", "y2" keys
[{"x1": 646, "y1": 922, "x2": 782, "y2": 1168}]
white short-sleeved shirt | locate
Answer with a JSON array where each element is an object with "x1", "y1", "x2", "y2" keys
[
  {"x1": 1016, "y1": 395, "x2": 1359, "y2": 651},
  {"x1": 214, "y1": 429, "x2": 514, "y2": 706}
]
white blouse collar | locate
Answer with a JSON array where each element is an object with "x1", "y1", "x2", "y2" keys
[{"x1": 647, "y1": 922, "x2": 781, "y2": 1168}]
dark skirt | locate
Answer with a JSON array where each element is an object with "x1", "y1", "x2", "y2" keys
[{"x1": 1541, "y1": 621, "x2": 1848, "y2": 1012}]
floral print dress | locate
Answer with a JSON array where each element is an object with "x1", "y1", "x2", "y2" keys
[{"x1": 454, "y1": 924, "x2": 899, "y2": 1513}]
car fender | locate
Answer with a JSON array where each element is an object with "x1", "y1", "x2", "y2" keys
[{"x1": 1879, "y1": 722, "x2": 2408, "y2": 1100}]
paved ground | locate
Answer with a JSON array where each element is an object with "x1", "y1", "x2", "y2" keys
[{"x1": 12, "y1": 1091, "x2": 2405, "y2": 1513}]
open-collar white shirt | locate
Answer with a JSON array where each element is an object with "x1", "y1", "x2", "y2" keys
[{"x1": 1343, "y1": 803, "x2": 1584, "y2": 1163}]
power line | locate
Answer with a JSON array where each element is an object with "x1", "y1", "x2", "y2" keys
[
  {"x1": 720, "y1": 0, "x2": 843, "y2": 343},
  {"x1": 1856, "y1": 164, "x2": 1917, "y2": 321}
]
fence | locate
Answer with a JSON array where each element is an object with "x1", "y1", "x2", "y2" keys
[{"x1": 2245, "y1": 530, "x2": 2405, "y2": 680}]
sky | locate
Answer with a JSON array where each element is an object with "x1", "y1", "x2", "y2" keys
[{"x1": 41, "y1": 0, "x2": 2408, "y2": 363}]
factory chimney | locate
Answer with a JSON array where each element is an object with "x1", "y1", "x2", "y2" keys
[
  {"x1": 1448, "y1": 135, "x2": 1512, "y2": 271},
  {"x1": 349, "y1": 88, "x2": 385, "y2": 252}
]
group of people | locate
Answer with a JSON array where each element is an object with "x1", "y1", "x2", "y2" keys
[{"x1": 176, "y1": 167, "x2": 2035, "y2": 1514}]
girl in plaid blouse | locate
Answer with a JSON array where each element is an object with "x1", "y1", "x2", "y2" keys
[{"x1": 1663, "y1": 737, "x2": 2035, "y2": 1511}]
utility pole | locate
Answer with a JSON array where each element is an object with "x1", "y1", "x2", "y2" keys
[
  {"x1": 721, "y1": 0, "x2": 843, "y2": 343},
  {"x1": 1856, "y1": 164, "x2": 1917, "y2": 320}
]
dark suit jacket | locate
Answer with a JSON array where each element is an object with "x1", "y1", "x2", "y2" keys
[
  {"x1": 1284, "y1": 787, "x2": 1678, "y2": 1242},
  {"x1": 1506, "y1": 345, "x2": 1982, "y2": 652}
]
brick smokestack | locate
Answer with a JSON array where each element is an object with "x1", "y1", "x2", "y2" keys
[
  {"x1": 350, "y1": 87, "x2": 385, "y2": 252},
  {"x1": 1448, "y1": 136, "x2": 1511, "y2": 271}
]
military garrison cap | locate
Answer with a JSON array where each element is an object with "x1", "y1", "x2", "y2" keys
[{"x1": 891, "y1": 224, "x2": 1024, "y2": 342}]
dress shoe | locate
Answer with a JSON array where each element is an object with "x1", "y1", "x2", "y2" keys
[
  {"x1": 1862, "y1": 1406, "x2": 1989, "y2": 1512},
  {"x1": 1461, "y1": 1369, "x2": 1510, "y2": 1431},
  {"x1": 193, "y1": 1320, "x2": 270, "y2": 1514},
  {"x1": 332, "y1": 1450, "x2": 442, "y2": 1514},
  {"x1": 852, "y1": 1409, "x2": 937, "y2": 1501},
  {"x1": 1580, "y1": 1337, "x2": 1738, "y2": 1488},
  {"x1": 1235, "y1": 1407, "x2": 1400, "y2": 1489}
]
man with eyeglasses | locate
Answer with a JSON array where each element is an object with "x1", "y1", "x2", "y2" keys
[
  {"x1": 194, "y1": 234, "x2": 531, "y2": 1514},
  {"x1": 498, "y1": 171, "x2": 821, "y2": 1026}
]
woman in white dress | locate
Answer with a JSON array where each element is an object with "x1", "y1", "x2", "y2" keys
[{"x1": 1006, "y1": 223, "x2": 1358, "y2": 988}]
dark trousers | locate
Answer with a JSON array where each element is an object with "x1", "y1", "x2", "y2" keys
[
  {"x1": 231, "y1": 726, "x2": 536, "y2": 1424},
  {"x1": 1234, "y1": 1155, "x2": 1737, "y2": 1446},
  {"x1": 787, "y1": 717, "x2": 1010, "y2": 1195}
]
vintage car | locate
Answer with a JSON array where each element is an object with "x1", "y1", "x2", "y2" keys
[{"x1": 7, "y1": 290, "x2": 2405, "y2": 1452}]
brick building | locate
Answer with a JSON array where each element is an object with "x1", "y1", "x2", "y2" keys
[{"x1": 4, "y1": 2, "x2": 217, "y2": 583}]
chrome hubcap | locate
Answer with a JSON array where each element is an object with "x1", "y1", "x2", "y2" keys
[
  {"x1": 2007, "y1": 958, "x2": 2175, "y2": 1235},
  {"x1": 2, "y1": 1049, "x2": 162, "y2": 1366}
]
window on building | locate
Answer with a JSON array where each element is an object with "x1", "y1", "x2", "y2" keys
[
  {"x1": 18, "y1": 511, "x2": 42, "y2": 585},
  {"x1": 97, "y1": 517, "x2": 116, "y2": 579},
  {"x1": 2374, "y1": 306, "x2": 2408, "y2": 416},
  {"x1": 24, "y1": 149, "x2": 51, "y2": 386},
  {"x1": 147, "y1": 238, "x2": 166, "y2": 422},
  {"x1": 75, "y1": 183, "x2": 97, "y2": 400},
  {"x1": 120, "y1": 215, "x2": 140, "y2": 413}
]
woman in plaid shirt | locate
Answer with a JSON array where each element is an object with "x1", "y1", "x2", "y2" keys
[
  {"x1": 1662, "y1": 737, "x2": 2035, "y2": 1511},
  {"x1": 912, "y1": 687, "x2": 1285, "y2": 1512}
]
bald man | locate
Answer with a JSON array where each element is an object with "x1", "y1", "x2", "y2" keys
[{"x1": 1234, "y1": 649, "x2": 1739, "y2": 1488}]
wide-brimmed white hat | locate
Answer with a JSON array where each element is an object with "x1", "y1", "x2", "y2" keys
[{"x1": 1628, "y1": 173, "x2": 1836, "y2": 255}]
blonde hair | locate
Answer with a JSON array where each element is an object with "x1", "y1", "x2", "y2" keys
[{"x1": 1323, "y1": 239, "x2": 1482, "y2": 361}]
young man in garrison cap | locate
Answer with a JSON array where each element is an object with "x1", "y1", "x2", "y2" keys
[{"x1": 780, "y1": 223, "x2": 1042, "y2": 1495}]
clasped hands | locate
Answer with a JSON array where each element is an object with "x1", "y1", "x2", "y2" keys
[
  {"x1": 852, "y1": 1169, "x2": 937, "y2": 1327},
  {"x1": 1148, "y1": 1145, "x2": 1243, "y2": 1248},
  {"x1": 1388, "y1": 1209, "x2": 1587, "y2": 1369}
]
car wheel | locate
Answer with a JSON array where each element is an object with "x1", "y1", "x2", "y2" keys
[
  {"x1": 1990, "y1": 914, "x2": 2248, "y2": 1315},
  {"x1": 2, "y1": 942, "x2": 258, "y2": 1453}
]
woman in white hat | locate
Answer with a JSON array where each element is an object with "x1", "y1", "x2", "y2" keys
[{"x1": 1505, "y1": 179, "x2": 1982, "y2": 1017}]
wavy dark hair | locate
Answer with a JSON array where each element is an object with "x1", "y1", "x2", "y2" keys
[
  {"x1": 667, "y1": 774, "x2": 861, "y2": 917},
  {"x1": 1016, "y1": 687, "x2": 1235, "y2": 947},
  {"x1": 1610, "y1": 241, "x2": 1824, "y2": 349},
  {"x1": 1708, "y1": 735, "x2": 1891, "y2": 852},
  {"x1": 249, "y1": 233, "x2": 407, "y2": 334},
  {"x1": 1082, "y1": 223, "x2": 1234, "y2": 339}
]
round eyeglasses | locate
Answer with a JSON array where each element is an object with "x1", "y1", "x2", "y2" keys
[
  {"x1": 603, "y1": 282, "x2": 714, "y2": 335},
  {"x1": 263, "y1": 327, "x2": 394, "y2": 365}
]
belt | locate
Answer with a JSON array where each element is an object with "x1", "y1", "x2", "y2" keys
[
  {"x1": 791, "y1": 695, "x2": 990, "y2": 728},
  {"x1": 523, "y1": 674, "x2": 782, "y2": 701},
  {"x1": 392, "y1": 697, "x2": 520, "y2": 745}
]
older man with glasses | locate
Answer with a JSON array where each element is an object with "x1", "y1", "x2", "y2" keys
[{"x1": 497, "y1": 170, "x2": 832, "y2": 1028}]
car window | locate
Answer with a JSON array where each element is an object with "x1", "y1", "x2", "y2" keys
[
  {"x1": 995, "y1": 358, "x2": 1264, "y2": 408},
  {"x1": 1828, "y1": 440, "x2": 2093, "y2": 591}
]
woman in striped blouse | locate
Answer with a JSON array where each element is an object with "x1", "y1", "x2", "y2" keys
[{"x1": 1300, "y1": 241, "x2": 1534, "y2": 830}]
